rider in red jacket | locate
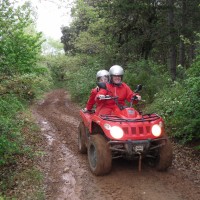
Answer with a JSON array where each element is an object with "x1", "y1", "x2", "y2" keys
[
  {"x1": 83, "y1": 69, "x2": 109, "y2": 112},
  {"x1": 95, "y1": 65, "x2": 141, "y2": 115}
]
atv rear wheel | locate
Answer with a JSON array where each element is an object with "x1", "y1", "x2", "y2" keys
[
  {"x1": 88, "y1": 134, "x2": 112, "y2": 176},
  {"x1": 78, "y1": 122, "x2": 87, "y2": 154},
  {"x1": 156, "y1": 139, "x2": 173, "y2": 171}
]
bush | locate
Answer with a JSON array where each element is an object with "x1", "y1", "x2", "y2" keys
[
  {"x1": 47, "y1": 54, "x2": 105, "y2": 106},
  {"x1": 0, "y1": 95, "x2": 24, "y2": 165},
  {"x1": 0, "y1": 71, "x2": 52, "y2": 102},
  {"x1": 65, "y1": 55, "x2": 102, "y2": 105},
  {"x1": 145, "y1": 58, "x2": 200, "y2": 145},
  {"x1": 124, "y1": 59, "x2": 170, "y2": 103},
  {"x1": 0, "y1": 68, "x2": 52, "y2": 166}
]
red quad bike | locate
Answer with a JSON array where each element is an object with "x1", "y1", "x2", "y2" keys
[{"x1": 78, "y1": 83, "x2": 173, "y2": 176}]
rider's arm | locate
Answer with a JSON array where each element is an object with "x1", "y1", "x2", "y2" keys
[
  {"x1": 86, "y1": 87, "x2": 98, "y2": 110},
  {"x1": 125, "y1": 83, "x2": 140, "y2": 104},
  {"x1": 95, "y1": 88, "x2": 107, "y2": 103},
  {"x1": 124, "y1": 84, "x2": 135, "y2": 102}
]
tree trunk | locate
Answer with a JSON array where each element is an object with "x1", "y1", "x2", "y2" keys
[
  {"x1": 179, "y1": 0, "x2": 186, "y2": 67},
  {"x1": 179, "y1": 40, "x2": 185, "y2": 67},
  {"x1": 167, "y1": 0, "x2": 177, "y2": 81},
  {"x1": 189, "y1": 37, "x2": 196, "y2": 66}
]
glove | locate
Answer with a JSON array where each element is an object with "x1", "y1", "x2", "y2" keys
[
  {"x1": 136, "y1": 95, "x2": 141, "y2": 101},
  {"x1": 98, "y1": 95, "x2": 105, "y2": 100},
  {"x1": 82, "y1": 108, "x2": 88, "y2": 113}
]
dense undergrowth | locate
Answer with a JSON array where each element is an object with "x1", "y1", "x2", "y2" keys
[
  {"x1": 145, "y1": 60, "x2": 200, "y2": 147},
  {"x1": 0, "y1": 73, "x2": 52, "y2": 199},
  {"x1": 0, "y1": 1, "x2": 52, "y2": 198}
]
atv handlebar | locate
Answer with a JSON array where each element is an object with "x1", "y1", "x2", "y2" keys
[
  {"x1": 97, "y1": 95, "x2": 118, "y2": 100},
  {"x1": 97, "y1": 84, "x2": 143, "y2": 110},
  {"x1": 131, "y1": 95, "x2": 138, "y2": 101},
  {"x1": 98, "y1": 94, "x2": 142, "y2": 104},
  {"x1": 130, "y1": 95, "x2": 139, "y2": 107}
]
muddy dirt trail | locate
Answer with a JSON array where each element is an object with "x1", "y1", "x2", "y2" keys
[{"x1": 33, "y1": 89, "x2": 200, "y2": 200}]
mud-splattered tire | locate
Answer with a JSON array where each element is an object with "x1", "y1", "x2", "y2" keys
[
  {"x1": 88, "y1": 134, "x2": 112, "y2": 176},
  {"x1": 78, "y1": 122, "x2": 87, "y2": 154},
  {"x1": 156, "y1": 139, "x2": 173, "y2": 171}
]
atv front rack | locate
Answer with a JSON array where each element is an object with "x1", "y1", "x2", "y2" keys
[{"x1": 100, "y1": 113, "x2": 160, "y2": 122}]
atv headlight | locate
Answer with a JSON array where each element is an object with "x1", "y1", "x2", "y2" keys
[
  {"x1": 110, "y1": 126, "x2": 124, "y2": 139},
  {"x1": 151, "y1": 124, "x2": 161, "y2": 137}
]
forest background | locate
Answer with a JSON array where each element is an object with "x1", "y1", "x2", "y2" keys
[{"x1": 0, "y1": 0, "x2": 199, "y2": 199}]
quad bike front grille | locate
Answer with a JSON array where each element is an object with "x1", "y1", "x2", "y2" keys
[
  {"x1": 101, "y1": 113, "x2": 159, "y2": 136},
  {"x1": 146, "y1": 126, "x2": 151, "y2": 133},
  {"x1": 139, "y1": 127, "x2": 143, "y2": 134},
  {"x1": 131, "y1": 127, "x2": 136, "y2": 134},
  {"x1": 123, "y1": 126, "x2": 151, "y2": 135},
  {"x1": 123, "y1": 127, "x2": 129, "y2": 134}
]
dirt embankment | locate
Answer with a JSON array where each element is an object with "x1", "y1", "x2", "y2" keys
[{"x1": 33, "y1": 89, "x2": 200, "y2": 200}]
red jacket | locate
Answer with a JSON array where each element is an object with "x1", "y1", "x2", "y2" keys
[
  {"x1": 95, "y1": 82, "x2": 137, "y2": 115},
  {"x1": 86, "y1": 86, "x2": 99, "y2": 110}
]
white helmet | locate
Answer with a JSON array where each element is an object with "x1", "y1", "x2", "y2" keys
[
  {"x1": 109, "y1": 65, "x2": 124, "y2": 85},
  {"x1": 96, "y1": 69, "x2": 109, "y2": 82},
  {"x1": 109, "y1": 65, "x2": 124, "y2": 76}
]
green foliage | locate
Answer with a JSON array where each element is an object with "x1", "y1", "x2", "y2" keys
[
  {"x1": 0, "y1": 71, "x2": 52, "y2": 165},
  {"x1": 0, "y1": 1, "x2": 52, "y2": 198},
  {"x1": 0, "y1": 95, "x2": 24, "y2": 165},
  {"x1": 47, "y1": 53, "x2": 106, "y2": 105},
  {"x1": 64, "y1": 55, "x2": 104, "y2": 105},
  {"x1": 62, "y1": 0, "x2": 200, "y2": 80},
  {"x1": 145, "y1": 59, "x2": 200, "y2": 145},
  {"x1": 0, "y1": 0, "x2": 43, "y2": 76},
  {"x1": 74, "y1": 31, "x2": 104, "y2": 54},
  {"x1": 43, "y1": 54, "x2": 71, "y2": 82},
  {"x1": 124, "y1": 60, "x2": 170, "y2": 103},
  {"x1": 0, "y1": 72, "x2": 52, "y2": 102},
  {"x1": 0, "y1": 0, "x2": 52, "y2": 168}
]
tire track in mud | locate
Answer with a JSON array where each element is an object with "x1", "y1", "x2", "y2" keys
[
  {"x1": 32, "y1": 112, "x2": 83, "y2": 200},
  {"x1": 33, "y1": 89, "x2": 200, "y2": 200}
]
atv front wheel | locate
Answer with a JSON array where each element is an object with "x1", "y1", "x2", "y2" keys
[
  {"x1": 156, "y1": 139, "x2": 173, "y2": 171},
  {"x1": 78, "y1": 122, "x2": 87, "y2": 154},
  {"x1": 88, "y1": 134, "x2": 112, "y2": 176}
]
